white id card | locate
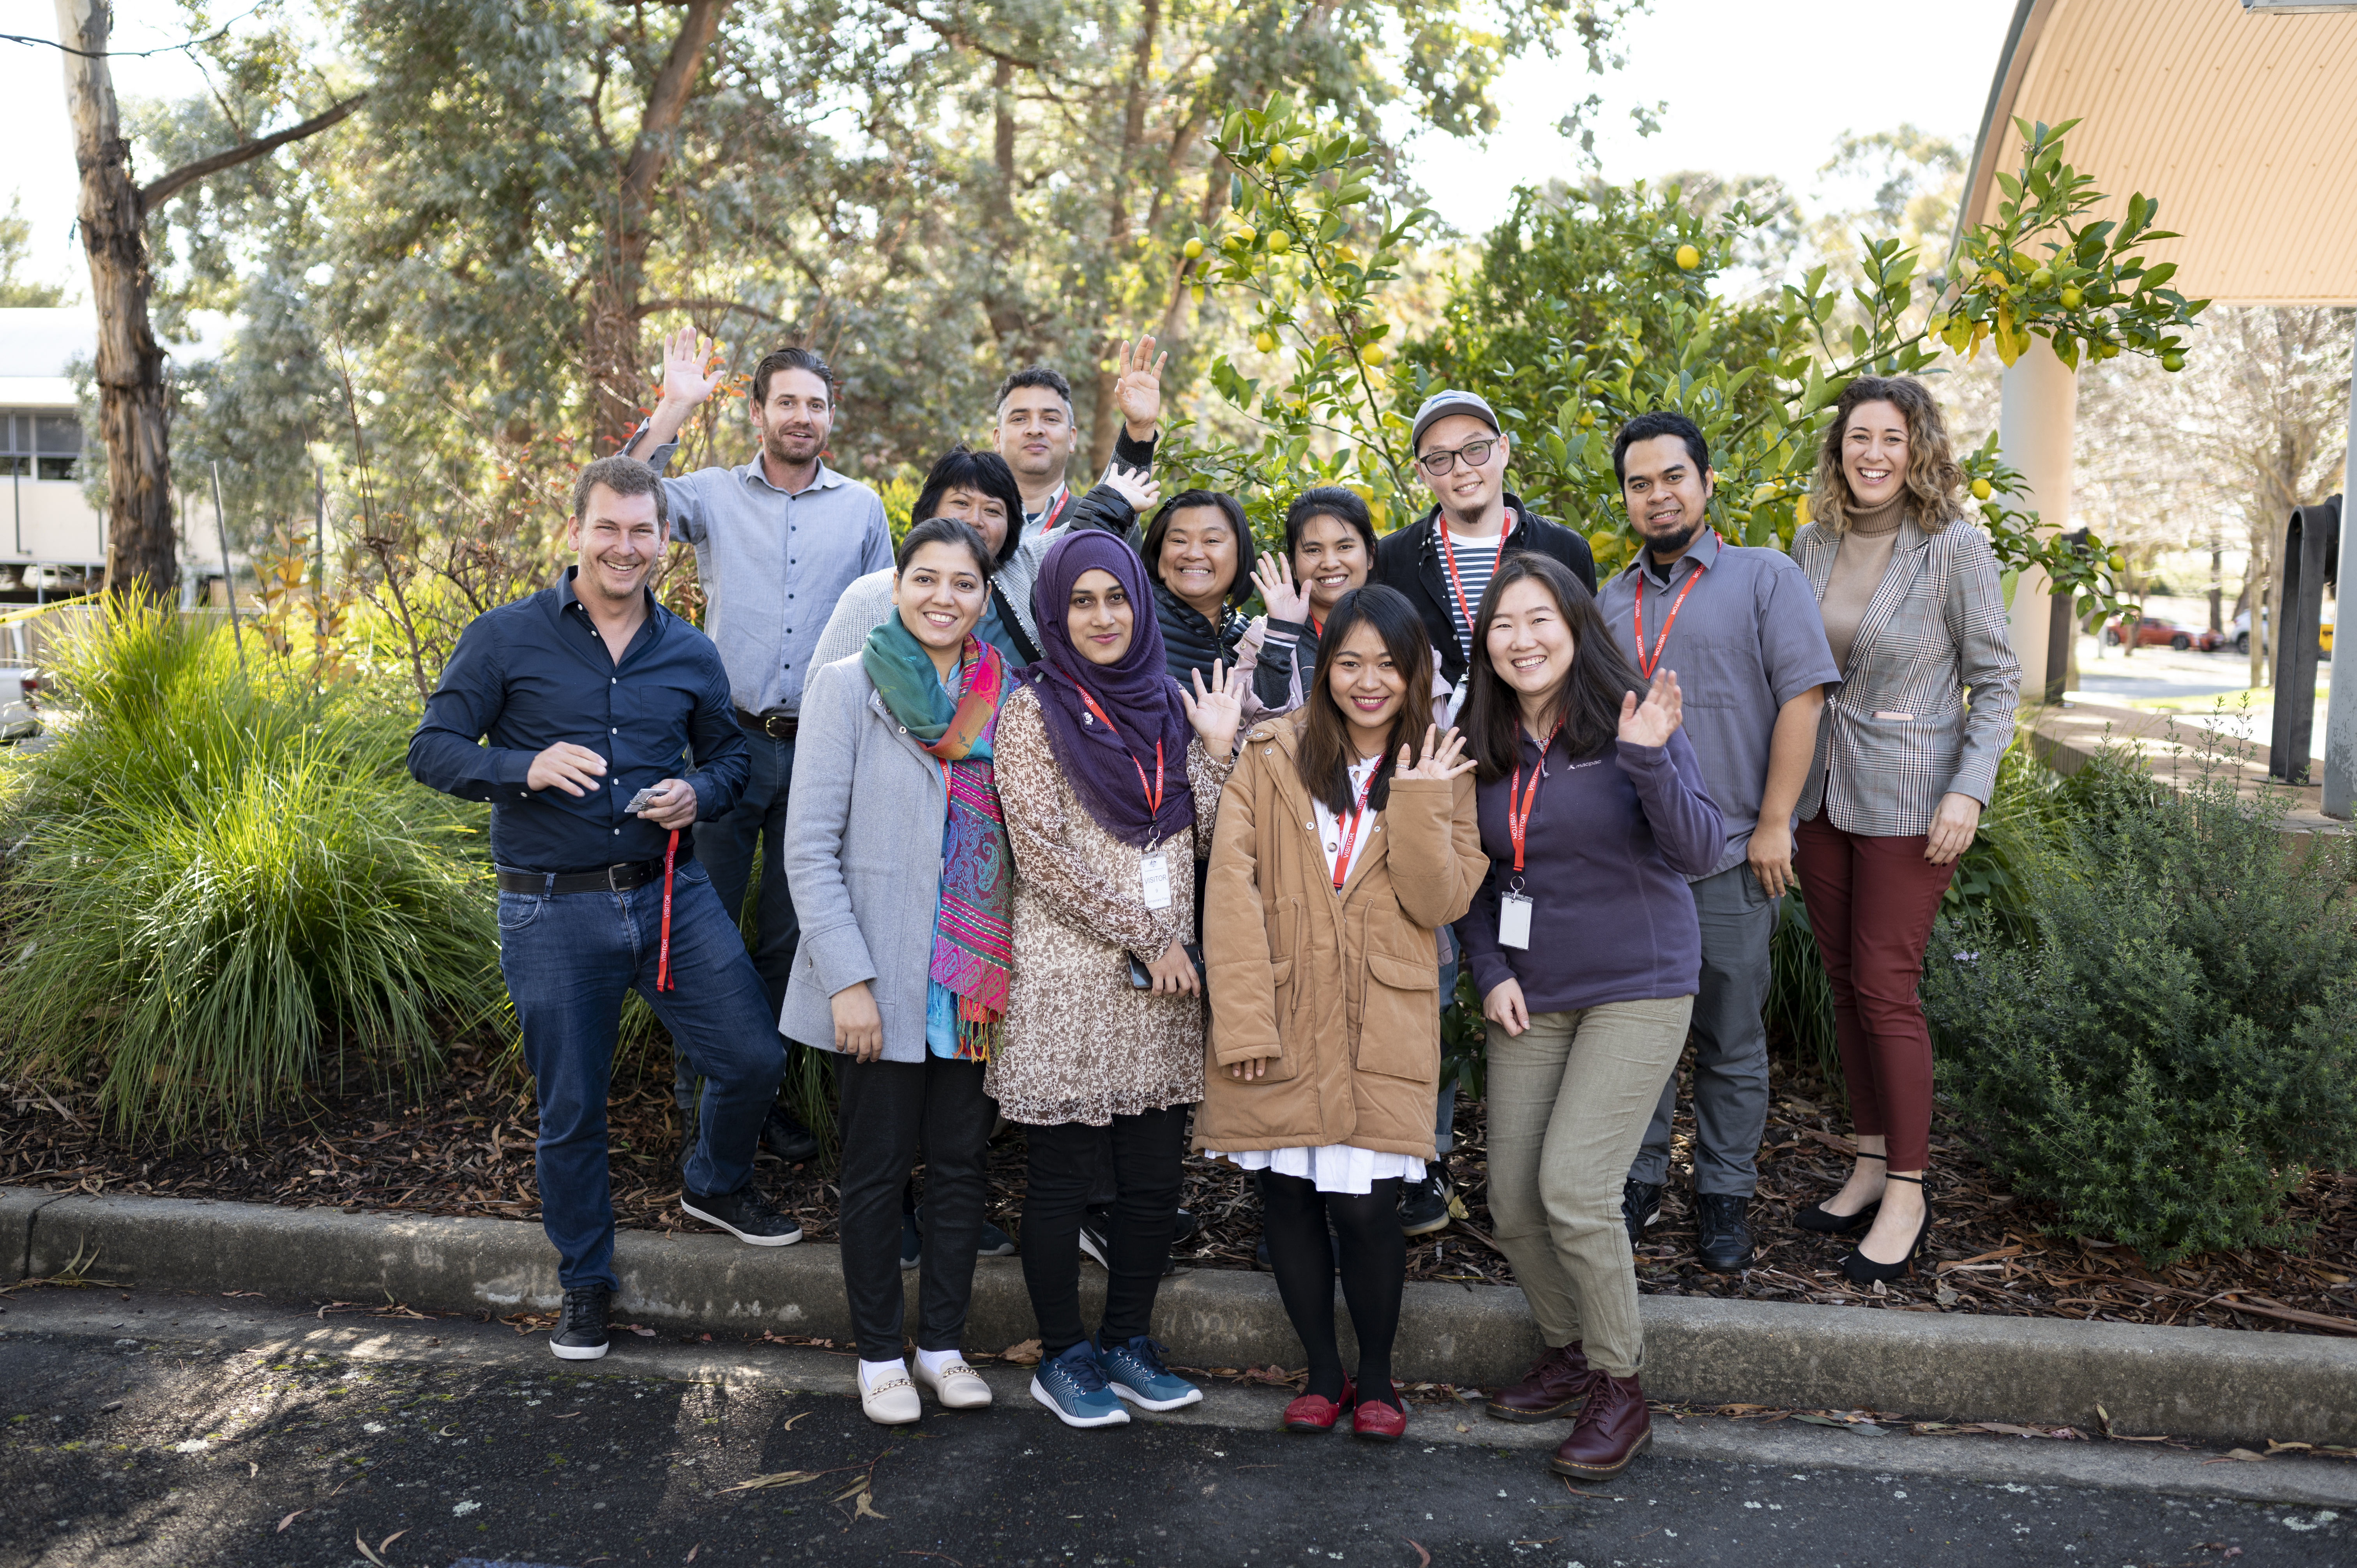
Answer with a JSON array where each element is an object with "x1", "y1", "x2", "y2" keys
[
  {"x1": 1140, "y1": 850, "x2": 1173, "y2": 910},
  {"x1": 1498, "y1": 890, "x2": 1534, "y2": 949}
]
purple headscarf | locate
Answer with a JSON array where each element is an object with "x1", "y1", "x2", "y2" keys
[{"x1": 1021, "y1": 529, "x2": 1197, "y2": 848}]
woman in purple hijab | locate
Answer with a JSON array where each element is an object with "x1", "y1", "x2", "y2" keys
[{"x1": 984, "y1": 528, "x2": 1249, "y2": 1429}]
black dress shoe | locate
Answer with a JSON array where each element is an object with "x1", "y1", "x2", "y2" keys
[
  {"x1": 551, "y1": 1284, "x2": 611, "y2": 1361},
  {"x1": 1693, "y1": 1192, "x2": 1753, "y2": 1273},
  {"x1": 1841, "y1": 1175, "x2": 1930, "y2": 1285},
  {"x1": 759, "y1": 1105, "x2": 821, "y2": 1164},
  {"x1": 680, "y1": 1183, "x2": 804, "y2": 1246},
  {"x1": 1620, "y1": 1180, "x2": 1663, "y2": 1248}
]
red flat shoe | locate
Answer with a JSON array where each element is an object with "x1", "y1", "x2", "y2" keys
[
  {"x1": 1282, "y1": 1377, "x2": 1356, "y2": 1433},
  {"x1": 1352, "y1": 1384, "x2": 1406, "y2": 1443}
]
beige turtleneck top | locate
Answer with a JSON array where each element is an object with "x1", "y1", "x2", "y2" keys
[{"x1": 1819, "y1": 495, "x2": 1907, "y2": 671}]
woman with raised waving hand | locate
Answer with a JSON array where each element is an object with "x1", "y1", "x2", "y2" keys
[
  {"x1": 1198, "y1": 584, "x2": 1484, "y2": 1442},
  {"x1": 1456, "y1": 553, "x2": 1722, "y2": 1484},
  {"x1": 986, "y1": 528, "x2": 1249, "y2": 1429}
]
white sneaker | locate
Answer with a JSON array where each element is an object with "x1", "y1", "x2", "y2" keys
[
  {"x1": 859, "y1": 1362, "x2": 922, "y2": 1426},
  {"x1": 913, "y1": 1355, "x2": 993, "y2": 1410}
]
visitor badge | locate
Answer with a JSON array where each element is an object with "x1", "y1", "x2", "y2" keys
[
  {"x1": 1141, "y1": 850, "x2": 1173, "y2": 910},
  {"x1": 1498, "y1": 890, "x2": 1534, "y2": 950}
]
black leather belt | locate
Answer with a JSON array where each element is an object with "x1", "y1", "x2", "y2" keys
[
  {"x1": 737, "y1": 708, "x2": 798, "y2": 740},
  {"x1": 496, "y1": 857, "x2": 675, "y2": 895}
]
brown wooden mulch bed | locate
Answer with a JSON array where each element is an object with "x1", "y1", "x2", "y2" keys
[{"x1": 6, "y1": 1042, "x2": 2352, "y2": 1338}]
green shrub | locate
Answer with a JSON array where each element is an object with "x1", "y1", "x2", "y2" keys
[
  {"x1": 0, "y1": 600, "x2": 503, "y2": 1144},
  {"x1": 1923, "y1": 752, "x2": 2357, "y2": 1261}
]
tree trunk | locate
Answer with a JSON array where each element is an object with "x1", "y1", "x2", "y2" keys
[
  {"x1": 1086, "y1": 0, "x2": 1162, "y2": 476},
  {"x1": 55, "y1": 0, "x2": 173, "y2": 601},
  {"x1": 585, "y1": 0, "x2": 729, "y2": 454}
]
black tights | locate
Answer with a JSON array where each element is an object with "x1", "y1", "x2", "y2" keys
[{"x1": 1256, "y1": 1169, "x2": 1405, "y2": 1409}]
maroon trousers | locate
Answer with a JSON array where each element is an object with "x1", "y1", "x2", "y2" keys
[{"x1": 1793, "y1": 816, "x2": 1956, "y2": 1172}]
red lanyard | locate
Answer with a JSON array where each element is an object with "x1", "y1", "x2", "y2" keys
[
  {"x1": 655, "y1": 828, "x2": 679, "y2": 991},
  {"x1": 1437, "y1": 513, "x2": 1515, "y2": 644},
  {"x1": 1329, "y1": 764, "x2": 1380, "y2": 889},
  {"x1": 1066, "y1": 678, "x2": 1164, "y2": 818},
  {"x1": 1506, "y1": 722, "x2": 1564, "y2": 876},
  {"x1": 1633, "y1": 556, "x2": 1705, "y2": 681},
  {"x1": 1035, "y1": 487, "x2": 1071, "y2": 533}
]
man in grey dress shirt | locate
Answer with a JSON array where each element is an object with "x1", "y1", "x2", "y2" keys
[
  {"x1": 1597, "y1": 411, "x2": 1840, "y2": 1273},
  {"x1": 624, "y1": 327, "x2": 893, "y2": 1160}
]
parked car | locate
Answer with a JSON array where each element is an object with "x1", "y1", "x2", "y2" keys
[
  {"x1": 2104, "y1": 615, "x2": 2223, "y2": 652},
  {"x1": 0, "y1": 664, "x2": 42, "y2": 740},
  {"x1": 2227, "y1": 609, "x2": 2333, "y2": 658}
]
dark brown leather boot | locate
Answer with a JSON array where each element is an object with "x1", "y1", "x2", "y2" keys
[
  {"x1": 1548, "y1": 1371, "x2": 1652, "y2": 1480},
  {"x1": 1485, "y1": 1342, "x2": 1594, "y2": 1422}
]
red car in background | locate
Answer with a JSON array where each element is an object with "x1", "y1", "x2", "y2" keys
[{"x1": 2104, "y1": 614, "x2": 2224, "y2": 652}]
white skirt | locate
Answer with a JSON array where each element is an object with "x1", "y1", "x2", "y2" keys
[{"x1": 1217, "y1": 1144, "x2": 1427, "y2": 1195}]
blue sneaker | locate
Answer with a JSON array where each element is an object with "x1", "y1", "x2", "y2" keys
[
  {"x1": 1101, "y1": 1335, "x2": 1203, "y2": 1411},
  {"x1": 1030, "y1": 1341, "x2": 1130, "y2": 1429},
  {"x1": 914, "y1": 1202, "x2": 1018, "y2": 1260}
]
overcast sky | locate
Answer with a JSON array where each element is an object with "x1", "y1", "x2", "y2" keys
[{"x1": 4, "y1": 0, "x2": 2022, "y2": 297}]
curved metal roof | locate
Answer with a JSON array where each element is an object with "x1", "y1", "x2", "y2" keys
[{"x1": 1959, "y1": 0, "x2": 2357, "y2": 304}]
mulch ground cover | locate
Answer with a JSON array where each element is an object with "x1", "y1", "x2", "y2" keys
[{"x1": 6, "y1": 1040, "x2": 2353, "y2": 1340}]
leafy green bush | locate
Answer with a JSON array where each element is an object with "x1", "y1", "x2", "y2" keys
[
  {"x1": 1923, "y1": 752, "x2": 2357, "y2": 1261},
  {"x1": 0, "y1": 600, "x2": 503, "y2": 1143}
]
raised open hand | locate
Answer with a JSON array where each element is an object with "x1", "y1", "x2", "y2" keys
[
  {"x1": 1112, "y1": 334, "x2": 1168, "y2": 438},
  {"x1": 1251, "y1": 552, "x2": 1309, "y2": 624},
  {"x1": 1103, "y1": 462, "x2": 1161, "y2": 516},
  {"x1": 657, "y1": 325, "x2": 727, "y2": 409},
  {"x1": 1181, "y1": 659, "x2": 1250, "y2": 756},
  {"x1": 1617, "y1": 668, "x2": 1683, "y2": 748},
  {"x1": 1395, "y1": 724, "x2": 1477, "y2": 783}
]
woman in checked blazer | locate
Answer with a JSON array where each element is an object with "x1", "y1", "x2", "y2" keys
[{"x1": 1786, "y1": 375, "x2": 2020, "y2": 1286}]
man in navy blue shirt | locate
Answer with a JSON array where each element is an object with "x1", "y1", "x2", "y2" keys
[{"x1": 410, "y1": 455, "x2": 799, "y2": 1362}]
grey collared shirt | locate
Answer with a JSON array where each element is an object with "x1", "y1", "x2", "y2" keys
[
  {"x1": 645, "y1": 442, "x2": 892, "y2": 717},
  {"x1": 1597, "y1": 529, "x2": 1841, "y2": 879}
]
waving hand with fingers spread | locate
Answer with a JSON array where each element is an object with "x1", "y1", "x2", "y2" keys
[{"x1": 1112, "y1": 334, "x2": 1169, "y2": 441}]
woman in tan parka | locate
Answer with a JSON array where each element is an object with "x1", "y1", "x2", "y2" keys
[{"x1": 1199, "y1": 584, "x2": 1485, "y2": 1441}]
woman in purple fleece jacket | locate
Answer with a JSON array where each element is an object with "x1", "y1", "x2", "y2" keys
[{"x1": 1457, "y1": 554, "x2": 1721, "y2": 1486}]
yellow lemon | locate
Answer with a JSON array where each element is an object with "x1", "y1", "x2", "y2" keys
[
  {"x1": 2108, "y1": 549, "x2": 2127, "y2": 572},
  {"x1": 1183, "y1": 237, "x2": 1204, "y2": 260},
  {"x1": 1267, "y1": 230, "x2": 1292, "y2": 254},
  {"x1": 1578, "y1": 410, "x2": 1595, "y2": 428},
  {"x1": 1269, "y1": 144, "x2": 1290, "y2": 169},
  {"x1": 2163, "y1": 352, "x2": 2186, "y2": 372},
  {"x1": 1970, "y1": 478, "x2": 1992, "y2": 500},
  {"x1": 1253, "y1": 330, "x2": 1278, "y2": 354},
  {"x1": 2028, "y1": 267, "x2": 2053, "y2": 289},
  {"x1": 1231, "y1": 224, "x2": 1257, "y2": 247},
  {"x1": 1360, "y1": 343, "x2": 1386, "y2": 367},
  {"x1": 1675, "y1": 244, "x2": 1701, "y2": 270},
  {"x1": 2058, "y1": 285, "x2": 2082, "y2": 309}
]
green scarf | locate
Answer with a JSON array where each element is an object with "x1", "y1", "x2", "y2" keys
[{"x1": 862, "y1": 615, "x2": 997, "y2": 761}]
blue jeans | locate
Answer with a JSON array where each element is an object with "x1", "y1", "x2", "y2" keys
[{"x1": 499, "y1": 858, "x2": 785, "y2": 1290}]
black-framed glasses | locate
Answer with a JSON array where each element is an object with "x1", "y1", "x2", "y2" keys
[{"x1": 1415, "y1": 438, "x2": 1498, "y2": 477}]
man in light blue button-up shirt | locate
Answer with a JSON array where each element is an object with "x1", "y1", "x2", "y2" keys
[{"x1": 624, "y1": 328, "x2": 892, "y2": 1159}]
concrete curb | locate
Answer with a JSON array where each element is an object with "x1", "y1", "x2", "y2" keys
[{"x1": 10, "y1": 1186, "x2": 2355, "y2": 1447}]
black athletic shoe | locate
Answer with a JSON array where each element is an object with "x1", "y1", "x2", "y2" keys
[
  {"x1": 551, "y1": 1284, "x2": 611, "y2": 1361},
  {"x1": 759, "y1": 1106, "x2": 821, "y2": 1164},
  {"x1": 1694, "y1": 1192, "x2": 1754, "y2": 1273},
  {"x1": 1622, "y1": 1180, "x2": 1663, "y2": 1249},
  {"x1": 899, "y1": 1211, "x2": 922, "y2": 1271},
  {"x1": 1077, "y1": 1205, "x2": 1115, "y2": 1269},
  {"x1": 910, "y1": 1203, "x2": 1019, "y2": 1261},
  {"x1": 680, "y1": 1183, "x2": 804, "y2": 1246},
  {"x1": 1400, "y1": 1174, "x2": 1453, "y2": 1236},
  {"x1": 1170, "y1": 1206, "x2": 1203, "y2": 1246}
]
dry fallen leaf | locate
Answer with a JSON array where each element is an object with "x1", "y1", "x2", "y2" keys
[
  {"x1": 1000, "y1": 1339, "x2": 1041, "y2": 1366},
  {"x1": 275, "y1": 1510, "x2": 305, "y2": 1533},
  {"x1": 1405, "y1": 1540, "x2": 1431, "y2": 1568},
  {"x1": 717, "y1": 1470, "x2": 825, "y2": 1493}
]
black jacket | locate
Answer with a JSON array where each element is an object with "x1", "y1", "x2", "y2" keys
[{"x1": 1371, "y1": 493, "x2": 1597, "y2": 689}]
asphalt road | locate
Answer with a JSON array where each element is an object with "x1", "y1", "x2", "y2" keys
[{"x1": 2, "y1": 1289, "x2": 2350, "y2": 1568}]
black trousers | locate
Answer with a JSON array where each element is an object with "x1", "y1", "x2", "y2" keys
[
  {"x1": 1021, "y1": 1105, "x2": 1189, "y2": 1358},
  {"x1": 836, "y1": 1053, "x2": 997, "y2": 1363}
]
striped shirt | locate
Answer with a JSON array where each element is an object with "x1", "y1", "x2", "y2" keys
[{"x1": 1444, "y1": 533, "x2": 1506, "y2": 663}]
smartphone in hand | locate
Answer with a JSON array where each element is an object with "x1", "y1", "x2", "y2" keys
[{"x1": 625, "y1": 785, "x2": 663, "y2": 815}]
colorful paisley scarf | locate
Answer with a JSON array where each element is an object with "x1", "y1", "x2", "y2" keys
[{"x1": 862, "y1": 618, "x2": 1014, "y2": 1061}]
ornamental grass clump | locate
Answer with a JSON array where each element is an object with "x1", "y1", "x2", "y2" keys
[
  {"x1": 0, "y1": 599, "x2": 501, "y2": 1145},
  {"x1": 1923, "y1": 751, "x2": 2357, "y2": 1262}
]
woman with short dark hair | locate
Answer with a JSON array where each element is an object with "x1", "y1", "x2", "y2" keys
[
  {"x1": 1140, "y1": 488, "x2": 1260, "y2": 690},
  {"x1": 782, "y1": 516, "x2": 1017, "y2": 1426},
  {"x1": 1199, "y1": 584, "x2": 1482, "y2": 1441},
  {"x1": 1789, "y1": 375, "x2": 2020, "y2": 1285},
  {"x1": 1458, "y1": 553, "x2": 1721, "y2": 1483}
]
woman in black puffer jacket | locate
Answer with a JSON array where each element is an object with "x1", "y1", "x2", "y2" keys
[{"x1": 1140, "y1": 489, "x2": 1261, "y2": 697}]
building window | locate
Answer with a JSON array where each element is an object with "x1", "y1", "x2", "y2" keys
[{"x1": 0, "y1": 411, "x2": 83, "y2": 482}]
